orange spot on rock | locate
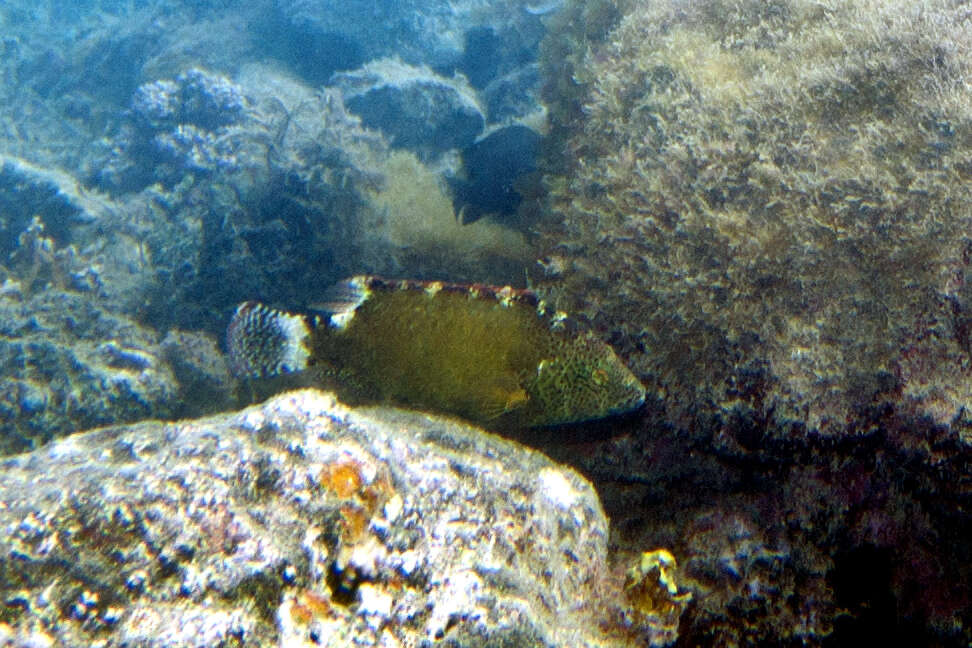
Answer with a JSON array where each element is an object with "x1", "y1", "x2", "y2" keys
[
  {"x1": 339, "y1": 504, "x2": 369, "y2": 540},
  {"x1": 300, "y1": 589, "x2": 333, "y2": 616},
  {"x1": 321, "y1": 460, "x2": 364, "y2": 498},
  {"x1": 289, "y1": 601, "x2": 313, "y2": 625}
]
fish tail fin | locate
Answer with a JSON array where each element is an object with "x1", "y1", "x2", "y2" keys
[{"x1": 226, "y1": 301, "x2": 313, "y2": 378}]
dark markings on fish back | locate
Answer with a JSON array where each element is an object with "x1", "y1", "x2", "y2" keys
[{"x1": 355, "y1": 275, "x2": 588, "y2": 335}]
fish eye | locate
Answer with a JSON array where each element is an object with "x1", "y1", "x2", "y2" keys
[{"x1": 592, "y1": 368, "x2": 608, "y2": 385}]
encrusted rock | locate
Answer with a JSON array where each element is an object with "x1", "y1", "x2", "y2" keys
[
  {"x1": 160, "y1": 328, "x2": 236, "y2": 418},
  {"x1": 0, "y1": 154, "x2": 114, "y2": 259},
  {"x1": 334, "y1": 58, "x2": 485, "y2": 158},
  {"x1": 0, "y1": 389, "x2": 679, "y2": 647},
  {"x1": 0, "y1": 290, "x2": 179, "y2": 454}
]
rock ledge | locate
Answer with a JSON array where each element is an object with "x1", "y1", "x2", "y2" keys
[{"x1": 0, "y1": 389, "x2": 659, "y2": 647}]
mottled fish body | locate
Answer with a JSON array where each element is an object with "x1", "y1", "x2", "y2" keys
[{"x1": 227, "y1": 276, "x2": 645, "y2": 427}]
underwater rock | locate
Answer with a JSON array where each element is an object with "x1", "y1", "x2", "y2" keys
[
  {"x1": 266, "y1": 0, "x2": 546, "y2": 80},
  {"x1": 0, "y1": 154, "x2": 114, "y2": 259},
  {"x1": 679, "y1": 508, "x2": 833, "y2": 646},
  {"x1": 777, "y1": 455, "x2": 972, "y2": 646},
  {"x1": 0, "y1": 290, "x2": 179, "y2": 455},
  {"x1": 0, "y1": 389, "x2": 679, "y2": 646},
  {"x1": 159, "y1": 328, "x2": 235, "y2": 418},
  {"x1": 482, "y1": 62, "x2": 544, "y2": 123},
  {"x1": 334, "y1": 58, "x2": 485, "y2": 158},
  {"x1": 537, "y1": 0, "x2": 972, "y2": 644},
  {"x1": 264, "y1": 0, "x2": 458, "y2": 74},
  {"x1": 255, "y1": 5, "x2": 366, "y2": 87},
  {"x1": 8, "y1": 11, "x2": 157, "y2": 107},
  {"x1": 456, "y1": 25, "x2": 507, "y2": 89},
  {"x1": 456, "y1": 25, "x2": 542, "y2": 93},
  {"x1": 138, "y1": 13, "x2": 259, "y2": 82}
]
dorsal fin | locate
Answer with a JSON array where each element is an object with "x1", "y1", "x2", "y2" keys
[
  {"x1": 308, "y1": 276, "x2": 371, "y2": 330},
  {"x1": 308, "y1": 275, "x2": 583, "y2": 333}
]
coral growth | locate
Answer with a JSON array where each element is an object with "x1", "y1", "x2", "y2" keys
[
  {"x1": 95, "y1": 68, "x2": 255, "y2": 192},
  {"x1": 87, "y1": 66, "x2": 378, "y2": 331}
]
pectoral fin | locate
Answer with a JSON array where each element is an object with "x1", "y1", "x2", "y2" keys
[{"x1": 477, "y1": 384, "x2": 530, "y2": 421}]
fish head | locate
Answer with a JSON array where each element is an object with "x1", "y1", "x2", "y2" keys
[{"x1": 528, "y1": 333, "x2": 646, "y2": 426}]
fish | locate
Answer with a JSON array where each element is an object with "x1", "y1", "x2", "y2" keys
[
  {"x1": 226, "y1": 276, "x2": 646, "y2": 427},
  {"x1": 449, "y1": 125, "x2": 541, "y2": 225}
]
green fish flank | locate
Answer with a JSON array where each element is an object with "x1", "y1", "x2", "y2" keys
[{"x1": 227, "y1": 276, "x2": 646, "y2": 427}]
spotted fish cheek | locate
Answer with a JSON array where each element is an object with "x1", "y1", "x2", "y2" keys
[
  {"x1": 591, "y1": 367, "x2": 609, "y2": 386},
  {"x1": 529, "y1": 359, "x2": 568, "y2": 423},
  {"x1": 584, "y1": 345, "x2": 647, "y2": 418},
  {"x1": 531, "y1": 355, "x2": 609, "y2": 424},
  {"x1": 577, "y1": 365, "x2": 615, "y2": 415}
]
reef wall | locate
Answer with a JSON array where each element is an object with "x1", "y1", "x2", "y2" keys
[{"x1": 537, "y1": 0, "x2": 972, "y2": 644}]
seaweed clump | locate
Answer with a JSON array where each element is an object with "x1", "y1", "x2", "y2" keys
[
  {"x1": 361, "y1": 150, "x2": 533, "y2": 281},
  {"x1": 537, "y1": 0, "x2": 972, "y2": 644},
  {"x1": 540, "y1": 0, "x2": 972, "y2": 438}
]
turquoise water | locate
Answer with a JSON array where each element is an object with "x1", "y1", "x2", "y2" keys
[{"x1": 0, "y1": 1, "x2": 970, "y2": 646}]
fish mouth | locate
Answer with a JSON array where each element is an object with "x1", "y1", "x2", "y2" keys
[
  {"x1": 628, "y1": 390, "x2": 647, "y2": 412},
  {"x1": 611, "y1": 383, "x2": 647, "y2": 417}
]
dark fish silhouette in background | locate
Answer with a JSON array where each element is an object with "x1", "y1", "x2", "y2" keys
[
  {"x1": 448, "y1": 125, "x2": 542, "y2": 225},
  {"x1": 227, "y1": 275, "x2": 645, "y2": 427}
]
